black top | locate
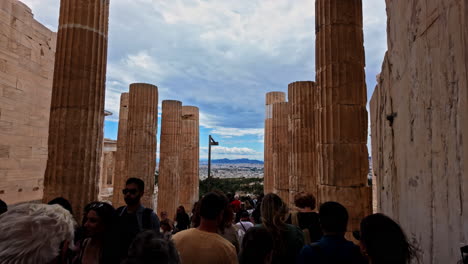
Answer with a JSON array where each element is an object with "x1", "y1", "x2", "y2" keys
[
  {"x1": 286, "y1": 212, "x2": 322, "y2": 242},
  {"x1": 176, "y1": 212, "x2": 190, "y2": 231}
]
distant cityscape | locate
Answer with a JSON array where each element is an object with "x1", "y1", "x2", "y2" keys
[
  {"x1": 199, "y1": 159, "x2": 264, "y2": 179},
  {"x1": 198, "y1": 158, "x2": 373, "y2": 183}
]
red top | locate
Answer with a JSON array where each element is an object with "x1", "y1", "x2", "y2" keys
[{"x1": 230, "y1": 200, "x2": 241, "y2": 213}]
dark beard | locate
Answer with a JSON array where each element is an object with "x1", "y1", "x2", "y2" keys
[{"x1": 124, "y1": 196, "x2": 140, "y2": 206}]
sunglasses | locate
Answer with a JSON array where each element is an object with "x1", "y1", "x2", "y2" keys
[
  {"x1": 122, "y1": 188, "x2": 138, "y2": 195},
  {"x1": 88, "y1": 202, "x2": 105, "y2": 210}
]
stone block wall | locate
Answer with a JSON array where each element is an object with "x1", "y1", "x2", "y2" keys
[
  {"x1": 370, "y1": 0, "x2": 468, "y2": 262},
  {"x1": 0, "y1": 0, "x2": 56, "y2": 204}
]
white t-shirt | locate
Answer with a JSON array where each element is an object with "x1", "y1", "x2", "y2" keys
[{"x1": 235, "y1": 221, "x2": 254, "y2": 232}]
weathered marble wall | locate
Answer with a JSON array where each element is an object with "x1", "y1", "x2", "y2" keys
[
  {"x1": 0, "y1": 0, "x2": 56, "y2": 204},
  {"x1": 371, "y1": 0, "x2": 468, "y2": 262}
]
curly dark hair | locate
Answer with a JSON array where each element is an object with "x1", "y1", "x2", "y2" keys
[{"x1": 293, "y1": 192, "x2": 316, "y2": 210}]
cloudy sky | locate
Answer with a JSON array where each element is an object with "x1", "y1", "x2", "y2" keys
[{"x1": 22, "y1": 0, "x2": 387, "y2": 161}]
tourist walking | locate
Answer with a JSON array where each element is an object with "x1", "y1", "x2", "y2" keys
[
  {"x1": 0, "y1": 203, "x2": 75, "y2": 264},
  {"x1": 236, "y1": 211, "x2": 254, "y2": 233},
  {"x1": 359, "y1": 213, "x2": 417, "y2": 264},
  {"x1": 175, "y1": 205, "x2": 190, "y2": 232},
  {"x1": 122, "y1": 230, "x2": 180, "y2": 264},
  {"x1": 260, "y1": 193, "x2": 304, "y2": 264},
  {"x1": 172, "y1": 192, "x2": 237, "y2": 264},
  {"x1": 218, "y1": 197, "x2": 241, "y2": 253},
  {"x1": 115, "y1": 178, "x2": 161, "y2": 259},
  {"x1": 238, "y1": 226, "x2": 274, "y2": 264},
  {"x1": 75, "y1": 202, "x2": 119, "y2": 264},
  {"x1": 297, "y1": 202, "x2": 366, "y2": 264},
  {"x1": 287, "y1": 192, "x2": 322, "y2": 244},
  {"x1": 0, "y1": 199, "x2": 7, "y2": 215}
]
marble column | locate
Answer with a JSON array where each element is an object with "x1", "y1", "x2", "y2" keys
[
  {"x1": 264, "y1": 92, "x2": 286, "y2": 194},
  {"x1": 126, "y1": 84, "x2": 158, "y2": 208},
  {"x1": 42, "y1": 0, "x2": 110, "y2": 218},
  {"x1": 179, "y1": 106, "x2": 200, "y2": 212},
  {"x1": 112, "y1": 93, "x2": 129, "y2": 208},
  {"x1": 288, "y1": 81, "x2": 318, "y2": 208},
  {"x1": 272, "y1": 102, "x2": 290, "y2": 205},
  {"x1": 315, "y1": 0, "x2": 371, "y2": 235},
  {"x1": 157, "y1": 100, "x2": 182, "y2": 219}
]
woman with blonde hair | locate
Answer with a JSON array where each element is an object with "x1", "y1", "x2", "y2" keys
[{"x1": 260, "y1": 193, "x2": 304, "y2": 263}]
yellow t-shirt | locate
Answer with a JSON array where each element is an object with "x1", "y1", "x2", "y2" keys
[{"x1": 172, "y1": 228, "x2": 238, "y2": 264}]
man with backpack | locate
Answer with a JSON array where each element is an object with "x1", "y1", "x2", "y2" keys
[{"x1": 116, "y1": 177, "x2": 160, "y2": 259}]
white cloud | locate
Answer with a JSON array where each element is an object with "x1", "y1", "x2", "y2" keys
[
  {"x1": 211, "y1": 127, "x2": 263, "y2": 138},
  {"x1": 200, "y1": 146, "x2": 262, "y2": 160},
  {"x1": 212, "y1": 146, "x2": 258, "y2": 155},
  {"x1": 199, "y1": 111, "x2": 222, "y2": 129}
]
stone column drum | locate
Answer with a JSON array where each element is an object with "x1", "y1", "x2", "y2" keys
[
  {"x1": 98, "y1": 111, "x2": 113, "y2": 200},
  {"x1": 264, "y1": 92, "x2": 286, "y2": 194},
  {"x1": 288, "y1": 81, "x2": 318, "y2": 208},
  {"x1": 315, "y1": 0, "x2": 371, "y2": 235},
  {"x1": 272, "y1": 102, "x2": 290, "y2": 205},
  {"x1": 112, "y1": 93, "x2": 129, "y2": 208},
  {"x1": 179, "y1": 106, "x2": 200, "y2": 212},
  {"x1": 42, "y1": 0, "x2": 110, "y2": 217},
  {"x1": 157, "y1": 100, "x2": 182, "y2": 219},
  {"x1": 125, "y1": 84, "x2": 158, "y2": 208}
]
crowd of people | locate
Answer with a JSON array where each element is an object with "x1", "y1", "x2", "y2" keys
[{"x1": 0, "y1": 177, "x2": 418, "y2": 264}]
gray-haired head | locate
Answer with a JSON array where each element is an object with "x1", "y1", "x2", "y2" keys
[{"x1": 0, "y1": 203, "x2": 76, "y2": 264}]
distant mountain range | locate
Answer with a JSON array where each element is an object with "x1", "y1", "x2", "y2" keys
[{"x1": 200, "y1": 158, "x2": 264, "y2": 164}]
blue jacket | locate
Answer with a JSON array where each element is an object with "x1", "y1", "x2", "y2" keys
[{"x1": 297, "y1": 235, "x2": 367, "y2": 264}]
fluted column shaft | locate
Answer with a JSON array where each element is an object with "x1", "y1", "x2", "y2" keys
[
  {"x1": 288, "y1": 81, "x2": 318, "y2": 208},
  {"x1": 42, "y1": 0, "x2": 110, "y2": 218},
  {"x1": 126, "y1": 84, "x2": 158, "y2": 208},
  {"x1": 272, "y1": 102, "x2": 290, "y2": 205},
  {"x1": 158, "y1": 100, "x2": 182, "y2": 219},
  {"x1": 112, "y1": 93, "x2": 129, "y2": 207},
  {"x1": 316, "y1": 0, "x2": 371, "y2": 235},
  {"x1": 264, "y1": 92, "x2": 286, "y2": 194},
  {"x1": 179, "y1": 106, "x2": 200, "y2": 212}
]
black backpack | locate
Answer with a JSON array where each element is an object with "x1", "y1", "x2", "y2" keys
[{"x1": 116, "y1": 206, "x2": 154, "y2": 230}]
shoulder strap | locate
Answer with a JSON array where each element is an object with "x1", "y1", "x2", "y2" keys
[
  {"x1": 142, "y1": 208, "x2": 153, "y2": 229},
  {"x1": 291, "y1": 211, "x2": 299, "y2": 226},
  {"x1": 116, "y1": 206, "x2": 126, "y2": 216},
  {"x1": 239, "y1": 221, "x2": 247, "y2": 232},
  {"x1": 303, "y1": 228, "x2": 311, "y2": 245}
]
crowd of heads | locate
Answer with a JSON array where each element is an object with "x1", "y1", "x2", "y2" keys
[{"x1": 0, "y1": 180, "x2": 421, "y2": 264}]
